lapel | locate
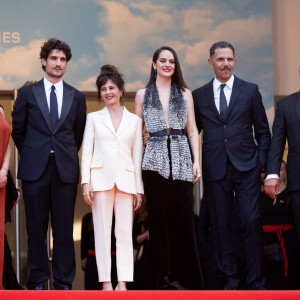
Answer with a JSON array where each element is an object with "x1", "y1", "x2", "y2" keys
[
  {"x1": 205, "y1": 79, "x2": 223, "y2": 122},
  {"x1": 32, "y1": 79, "x2": 52, "y2": 132},
  {"x1": 295, "y1": 91, "x2": 300, "y2": 124},
  {"x1": 224, "y1": 76, "x2": 242, "y2": 121},
  {"x1": 117, "y1": 107, "x2": 130, "y2": 135},
  {"x1": 53, "y1": 81, "x2": 75, "y2": 133},
  {"x1": 99, "y1": 106, "x2": 131, "y2": 136},
  {"x1": 99, "y1": 106, "x2": 117, "y2": 136}
]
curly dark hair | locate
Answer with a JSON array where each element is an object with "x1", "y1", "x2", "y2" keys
[
  {"x1": 96, "y1": 64, "x2": 125, "y2": 100},
  {"x1": 40, "y1": 38, "x2": 72, "y2": 71}
]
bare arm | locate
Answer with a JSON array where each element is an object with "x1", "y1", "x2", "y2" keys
[
  {"x1": 135, "y1": 89, "x2": 150, "y2": 145},
  {"x1": 134, "y1": 89, "x2": 145, "y2": 125},
  {"x1": 184, "y1": 89, "x2": 201, "y2": 183},
  {"x1": 132, "y1": 117, "x2": 144, "y2": 211}
]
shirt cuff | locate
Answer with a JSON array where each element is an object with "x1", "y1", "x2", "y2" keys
[{"x1": 265, "y1": 174, "x2": 279, "y2": 181}]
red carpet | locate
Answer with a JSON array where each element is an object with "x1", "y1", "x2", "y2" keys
[{"x1": 1, "y1": 290, "x2": 300, "y2": 300}]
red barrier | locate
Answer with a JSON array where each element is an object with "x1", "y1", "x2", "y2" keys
[{"x1": 1, "y1": 290, "x2": 300, "y2": 300}]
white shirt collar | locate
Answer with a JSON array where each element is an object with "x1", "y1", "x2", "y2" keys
[
  {"x1": 213, "y1": 75, "x2": 234, "y2": 90},
  {"x1": 43, "y1": 76, "x2": 63, "y2": 93}
]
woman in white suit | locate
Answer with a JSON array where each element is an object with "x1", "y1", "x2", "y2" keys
[{"x1": 81, "y1": 65, "x2": 143, "y2": 291}]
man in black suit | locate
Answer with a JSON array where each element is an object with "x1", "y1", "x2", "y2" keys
[
  {"x1": 193, "y1": 41, "x2": 270, "y2": 289},
  {"x1": 265, "y1": 91, "x2": 300, "y2": 250},
  {"x1": 12, "y1": 38, "x2": 86, "y2": 290}
]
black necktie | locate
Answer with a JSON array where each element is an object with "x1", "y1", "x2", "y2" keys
[
  {"x1": 50, "y1": 85, "x2": 58, "y2": 130},
  {"x1": 219, "y1": 83, "x2": 227, "y2": 119}
]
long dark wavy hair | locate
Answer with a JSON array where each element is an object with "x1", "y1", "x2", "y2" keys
[{"x1": 145, "y1": 46, "x2": 188, "y2": 91}]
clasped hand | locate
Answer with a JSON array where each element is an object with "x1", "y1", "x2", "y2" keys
[
  {"x1": 193, "y1": 162, "x2": 202, "y2": 184},
  {"x1": 0, "y1": 169, "x2": 7, "y2": 189},
  {"x1": 82, "y1": 183, "x2": 142, "y2": 211},
  {"x1": 264, "y1": 178, "x2": 279, "y2": 200}
]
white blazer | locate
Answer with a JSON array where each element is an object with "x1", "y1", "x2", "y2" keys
[{"x1": 81, "y1": 106, "x2": 144, "y2": 195}]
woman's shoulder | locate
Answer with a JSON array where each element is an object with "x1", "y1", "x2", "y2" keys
[
  {"x1": 182, "y1": 88, "x2": 193, "y2": 104},
  {"x1": 124, "y1": 107, "x2": 142, "y2": 122},
  {"x1": 136, "y1": 88, "x2": 146, "y2": 98},
  {"x1": 87, "y1": 109, "x2": 102, "y2": 118},
  {"x1": 182, "y1": 87, "x2": 192, "y2": 97},
  {"x1": 135, "y1": 88, "x2": 146, "y2": 106}
]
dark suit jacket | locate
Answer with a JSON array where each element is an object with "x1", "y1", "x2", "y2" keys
[
  {"x1": 12, "y1": 79, "x2": 86, "y2": 184},
  {"x1": 266, "y1": 92, "x2": 300, "y2": 192},
  {"x1": 193, "y1": 76, "x2": 270, "y2": 181}
]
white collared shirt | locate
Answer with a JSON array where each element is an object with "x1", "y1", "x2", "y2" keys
[
  {"x1": 213, "y1": 75, "x2": 234, "y2": 113},
  {"x1": 265, "y1": 174, "x2": 279, "y2": 181},
  {"x1": 43, "y1": 77, "x2": 63, "y2": 118}
]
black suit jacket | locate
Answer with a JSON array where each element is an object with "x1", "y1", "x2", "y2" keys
[
  {"x1": 12, "y1": 79, "x2": 86, "y2": 184},
  {"x1": 266, "y1": 92, "x2": 300, "y2": 192},
  {"x1": 193, "y1": 76, "x2": 270, "y2": 181}
]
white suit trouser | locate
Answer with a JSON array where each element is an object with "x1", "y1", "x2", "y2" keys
[{"x1": 92, "y1": 185, "x2": 133, "y2": 282}]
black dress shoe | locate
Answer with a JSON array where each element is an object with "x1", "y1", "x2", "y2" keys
[
  {"x1": 225, "y1": 277, "x2": 240, "y2": 290},
  {"x1": 252, "y1": 286, "x2": 266, "y2": 290},
  {"x1": 169, "y1": 280, "x2": 188, "y2": 290},
  {"x1": 157, "y1": 275, "x2": 172, "y2": 290},
  {"x1": 224, "y1": 286, "x2": 237, "y2": 290},
  {"x1": 53, "y1": 281, "x2": 72, "y2": 290},
  {"x1": 34, "y1": 284, "x2": 44, "y2": 290},
  {"x1": 157, "y1": 275, "x2": 189, "y2": 290}
]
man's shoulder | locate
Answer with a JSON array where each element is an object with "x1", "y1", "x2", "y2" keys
[
  {"x1": 63, "y1": 81, "x2": 85, "y2": 98},
  {"x1": 18, "y1": 79, "x2": 43, "y2": 93},
  {"x1": 192, "y1": 80, "x2": 213, "y2": 96},
  {"x1": 234, "y1": 76, "x2": 258, "y2": 89},
  {"x1": 277, "y1": 91, "x2": 299, "y2": 107}
]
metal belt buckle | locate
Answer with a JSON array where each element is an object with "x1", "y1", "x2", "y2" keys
[{"x1": 166, "y1": 128, "x2": 171, "y2": 136}]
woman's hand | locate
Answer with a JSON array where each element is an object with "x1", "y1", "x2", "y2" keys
[
  {"x1": 81, "y1": 258, "x2": 87, "y2": 270},
  {"x1": 136, "y1": 231, "x2": 149, "y2": 244},
  {"x1": 143, "y1": 131, "x2": 150, "y2": 146},
  {"x1": 82, "y1": 183, "x2": 94, "y2": 206},
  {"x1": 133, "y1": 193, "x2": 142, "y2": 211},
  {"x1": 193, "y1": 162, "x2": 202, "y2": 184},
  {"x1": 0, "y1": 168, "x2": 7, "y2": 189}
]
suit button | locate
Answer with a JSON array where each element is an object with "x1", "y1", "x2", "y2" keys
[
  {"x1": 224, "y1": 125, "x2": 226, "y2": 128},
  {"x1": 224, "y1": 139, "x2": 228, "y2": 143}
]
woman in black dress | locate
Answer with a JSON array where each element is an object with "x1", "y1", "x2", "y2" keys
[{"x1": 135, "y1": 46, "x2": 203, "y2": 290}]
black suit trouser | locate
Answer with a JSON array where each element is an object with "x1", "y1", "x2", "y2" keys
[
  {"x1": 22, "y1": 155, "x2": 77, "y2": 290},
  {"x1": 204, "y1": 160, "x2": 265, "y2": 289},
  {"x1": 288, "y1": 191, "x2": 300, "y2": 251}
]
